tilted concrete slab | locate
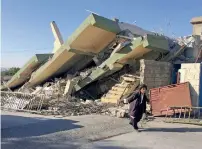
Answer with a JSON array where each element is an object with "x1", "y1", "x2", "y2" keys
[
  {"x1": 28, "y1": 46, "x2": 76, "y2": 86},
  {"x1": 22, "y1": 14, "x2": 175, "y2": 88},
  {"x1": 27, "y1": 14, "x2": 123, "y2": 87},
  {"x1": 4, "y1": 54, "x2": 53, "y2": 89},
  {"x1": 118, "y1": 34, "x2": 172, "y2": 63},
  {"x1": 74, "y1": 34, "x2": 173, "y2": 92},
  {"x1": 64, "y1": 14, "x2": 120, "y2": 53}
]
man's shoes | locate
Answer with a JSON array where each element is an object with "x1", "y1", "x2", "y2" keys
[{"x1": 129, "y1": 121, "x2": 132, "y2": 125}]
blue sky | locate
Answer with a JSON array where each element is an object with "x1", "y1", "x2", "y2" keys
[{"x1": 1, "y1": 0, "x2": 202, "y2": 67}]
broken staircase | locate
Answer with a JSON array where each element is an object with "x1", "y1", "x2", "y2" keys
[{"x1": 101, "y1": 74, "x2": 140, "y2": 103}]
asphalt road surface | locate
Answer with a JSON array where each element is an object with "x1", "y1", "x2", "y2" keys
[{"x1": 1, "y1": 111, "x2": 202, "y2": 149}]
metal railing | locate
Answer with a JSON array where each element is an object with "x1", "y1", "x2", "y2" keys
[
  {"x1": 1, "y1": 91, "x2": 47, "y2": 112},
  {"x1": 164, "y1": 106, "x2": 202, "y2": 125}
]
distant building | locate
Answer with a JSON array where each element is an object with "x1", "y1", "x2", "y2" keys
[{"x1": 190, "y1": 16, "x2": 202, "y2": 39}]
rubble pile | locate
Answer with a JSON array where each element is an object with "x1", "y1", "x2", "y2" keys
[
  {"x1": 108, "y1": 105, "x2": 129, "y2": 118},
  {"x1": 29, "y1": 78, "x2": 68, "y2": 97},
  {"x1": 41, "y1": 100, "x2": 117, "y2": 116},
  {"x1": 1, "y1": 14, "x2": 201, "y2": 121}
]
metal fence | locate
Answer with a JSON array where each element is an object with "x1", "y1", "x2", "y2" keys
[
  {"x1": 1, "y1": 91, "x2": 47, "y2": 112},
  {"x1": 164, "y1": 106, "x2": 202, "y2": 125}
]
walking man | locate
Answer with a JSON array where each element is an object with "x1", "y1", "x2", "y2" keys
[{"x1": 126, "y1": 84, "x2": 149, "y2": 132}]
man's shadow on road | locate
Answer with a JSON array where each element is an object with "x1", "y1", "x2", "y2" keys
[{"x1": 141, "y1": 127, "x2": 202, "y2": 132}]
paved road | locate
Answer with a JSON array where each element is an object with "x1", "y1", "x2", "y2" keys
[
  {"x1": 1, "y1": 111, "x2": 202, "y2": 149},
  {"x1": 87, "y1": 124, "x2": 202, "y2": 149}
]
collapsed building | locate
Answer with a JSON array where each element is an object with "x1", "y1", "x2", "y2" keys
[{"x1": 1, "y1": 14, "x2": 202, "y2": 118}]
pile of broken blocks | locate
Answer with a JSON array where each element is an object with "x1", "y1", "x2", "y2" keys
[{"x1": 41, "y1": 99, "x2": 119, "y2": 117}]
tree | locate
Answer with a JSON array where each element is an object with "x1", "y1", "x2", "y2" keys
[{"x1": 1, "y1": 67, "x2": 20, "y2": 76}]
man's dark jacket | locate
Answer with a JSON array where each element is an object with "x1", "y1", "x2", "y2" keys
[{"x1": 127, "y1": 91, "x2": 149, "y2": 122}]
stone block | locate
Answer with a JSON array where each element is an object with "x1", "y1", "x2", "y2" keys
[{"x1": 116, "y1": 109, "x2": 126, "y2": 118}]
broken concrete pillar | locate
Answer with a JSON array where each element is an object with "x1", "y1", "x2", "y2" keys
[
  {"x1": 50, "y1": 21, "x2": 64, "y2": 53},
  {"x1": 190, "y1": 16, "x2": 202, "y2": 39},
  {"x1": 63, "y1": 80, "x2": 74, "y2": 97}
]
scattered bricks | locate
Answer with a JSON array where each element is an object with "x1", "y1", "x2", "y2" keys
[
  {"x1": 116, "y1": 110, "x2": 126, "y2": 118},
  {"x1": 109, "y1": 108, "x2": 118, "y2": 117},
  {"x1": 122, "y1": 104, "x2": 129, "y2": 110}
]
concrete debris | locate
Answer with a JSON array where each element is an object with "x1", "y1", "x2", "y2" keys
[
  {"x1": 41, "y1": 100, "x2": 116, "y2": 116},
  {"x1": 31, "y1": 86, "x2": 42, "y2": 94},
  {"x1": 108, "y1": 108, "x2": 127, "y2": 118},
  {"x1": 1, "y1": 14, "x2": 201, "y2": 119},
  {"x1": 30, "y1": 78, "x2": 68, "y2": 98},
  {"x1": 63, "y1": 80, "x2": 74, "y2": 96}
]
